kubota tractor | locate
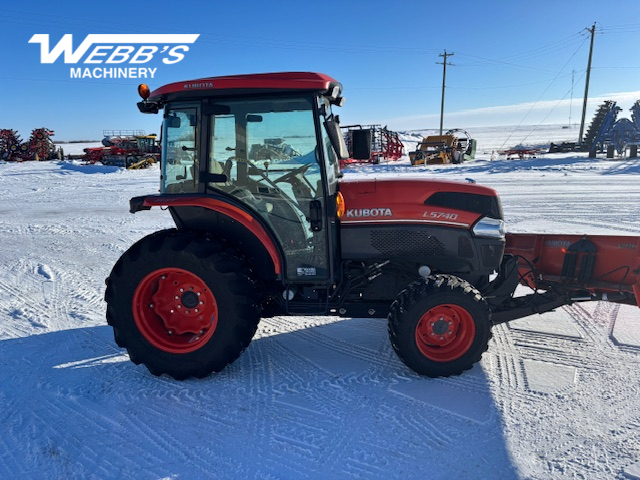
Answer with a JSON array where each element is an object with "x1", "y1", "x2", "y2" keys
[{"x1": 105, "y1": 72, "x2": 640, "y2": 380}]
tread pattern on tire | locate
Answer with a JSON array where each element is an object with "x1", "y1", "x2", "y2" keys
[
  {"x1": 105, "y1": 229, "x2": 261, "y2": 380},
  {"x1": 388, "y1": 274, "x2": 492, "y2": 377}
]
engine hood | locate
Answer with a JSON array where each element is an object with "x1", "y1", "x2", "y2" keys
[{"x1": 338, "y1": 177, "x2": 502, "y2": 229}]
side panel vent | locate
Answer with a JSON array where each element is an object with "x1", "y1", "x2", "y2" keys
[{"x1": 371, "y1": 230, "x2": 445, "y2": 256}]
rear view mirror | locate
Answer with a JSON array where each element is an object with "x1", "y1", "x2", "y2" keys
[
  {"x1": 324, "y1": 120, "x2": 349, "y2": 160},
  {"x1": 166, "y1": 116, "x2": 181, "y2": 128},
  {"x1": 247, "y1": 114, "x2": 263, "y2": 123}
]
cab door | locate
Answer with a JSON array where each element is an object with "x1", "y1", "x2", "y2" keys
[{"x1": 205, "y1": 96, "x2": 331, "y2": 282}]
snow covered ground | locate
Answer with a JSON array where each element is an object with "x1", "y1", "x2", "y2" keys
[{"x1": 2, "y1": 125, "x2": 640, "y2": 479}]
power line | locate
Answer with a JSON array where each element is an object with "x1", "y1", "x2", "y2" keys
[{"x1": 499, "y1": 35, "x2": 589, "y2": 150}]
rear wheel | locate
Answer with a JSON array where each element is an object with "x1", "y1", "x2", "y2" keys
[
  {"x1": 388, "y1": 275, "x2": 491, "y2": 377},
  {"x1": 105, "y1": 229, "x2": 260, "y2": 379}
]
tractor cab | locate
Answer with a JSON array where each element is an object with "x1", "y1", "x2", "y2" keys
[
  {"x1": 135, "y1": 134, "x2": 159, "y2": 154},
  {"x1": 134, "y1": 73, "x2": 358, "y2": 283}
]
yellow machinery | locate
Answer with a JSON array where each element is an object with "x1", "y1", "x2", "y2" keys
[{"x1": 409, "y1": 129, "x2": 476, "y2": 166}]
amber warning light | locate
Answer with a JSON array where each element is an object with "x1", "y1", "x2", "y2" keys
[
  {"x1": 336, "y1": 192, "x2": 346, "y2": 219},
  {"x1": 138, "y1": 84, "x2": 151, "y2": 100},
  {"x1": 137, "y1": 84, "x2": 159, "y2": 114}
]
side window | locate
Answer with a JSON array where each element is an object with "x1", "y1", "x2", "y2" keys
[
  {"x1": 162, "y1": 107, "x2": 198, "y2": 193},
  {"x1": 246, "y1": 110, "x2": 322, "y2": 199},
  {"x1": 209, "y1": 114, "x2": 237, "y2": 180},
  {"x1": 320, "y1": 122, "x2": 339, "y2": 193}
]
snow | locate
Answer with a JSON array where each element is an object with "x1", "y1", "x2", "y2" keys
[{"x1": 2, "y1": 125, "x2": 640, "y2": 479}]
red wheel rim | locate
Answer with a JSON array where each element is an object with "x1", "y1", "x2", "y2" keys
[
  {"x1": 415, "y1": 304, "x2": 476, "y2": 362},
  {"x1": 132, "y1": 268, "x2": 218, "y2": 354}
]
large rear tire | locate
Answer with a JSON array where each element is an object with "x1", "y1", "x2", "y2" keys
[
  {"x1": 388, "y1": 275, "x2": 491, "y2": 377},
  {"x1": 105, "y1": 229, "x2": 260, "y2": 379}
]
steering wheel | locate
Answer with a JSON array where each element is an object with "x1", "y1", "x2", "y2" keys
[{"x1": 274, "y1": 162, "x2": 312, "y2": 184}]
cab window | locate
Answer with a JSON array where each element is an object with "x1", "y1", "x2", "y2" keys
[{"x1": 161, "y1": 106, "x2": 198, "y2": 193}]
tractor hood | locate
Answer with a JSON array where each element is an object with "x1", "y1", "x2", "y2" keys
[{"x1": 338, "y1": 177, "x2": 503, "y2": 229}]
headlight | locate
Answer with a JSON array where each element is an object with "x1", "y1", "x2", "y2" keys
[{"x1": 473, "y1": 217, "x2": 505, "y2": 239}]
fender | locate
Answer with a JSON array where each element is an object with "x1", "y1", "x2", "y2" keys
[{"x1": 130, "y1": 194, "x2": 282, "y2": 276}]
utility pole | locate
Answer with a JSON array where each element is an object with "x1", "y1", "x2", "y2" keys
[
  {"x1": 438, "y1": 50, "x2": 454, "y2": 135},
  {"x1": 578, "y1": 23, "x2": 596, "y2": 145}
]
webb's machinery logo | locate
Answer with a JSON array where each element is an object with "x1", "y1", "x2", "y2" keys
[{"x1": 28, "y1": 34, "x2": 200, "y2": 79}]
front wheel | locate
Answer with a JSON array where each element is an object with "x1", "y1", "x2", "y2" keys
[
  {"x1": 388, "y1": 275, "x2": 491, "y2": 377},
  {"x1": 105, "y1": 230, "x2": 260, "y2": 379}
]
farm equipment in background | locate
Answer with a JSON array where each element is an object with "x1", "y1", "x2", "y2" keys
[
  {"x1": 409, "y1": 129, "x2": 476, "y2": 165},
  {"x1": 498, "y1": 146, "x2": 542, "y2": 160},
  {"x1": 249, "y1": 138, "x2": 301, "y2": 161},
  {"x1": 0, "y1": 129, "x2": 22, "y2": 161},
  {"x1": 574, "y1": 100, "x2": 640, "y2": 158},
  {"x1": 104, "y1": 72, "x2": 640, "y2": 382},
  {"x1": 83, "y1": 130, "x2": 160, "y2": 168},
  {"x1": 340, "y1": 124, "x2": 404, "y2": 167},
  {"x1": 0, "y1": 128, "x2": 60, "y2": 161}
]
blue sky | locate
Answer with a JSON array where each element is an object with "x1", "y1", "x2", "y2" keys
[{"x1": 1, "y1": 1, "x2": 640, "y2": 141}]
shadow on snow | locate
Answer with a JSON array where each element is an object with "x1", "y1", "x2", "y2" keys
[{"x1": 0, "y1": 321, "x2": 519, "y2": 479}]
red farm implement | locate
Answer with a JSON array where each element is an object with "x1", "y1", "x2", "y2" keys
[
  {"x1": 83, "y1": 130, "x2": 160, "y2": 169},
  {"x1": 0, "y1": 128, "x2": 59, "y2": 161},
  {"x1": 340, "y1": 124, "x2": 404, "y2": 167}
]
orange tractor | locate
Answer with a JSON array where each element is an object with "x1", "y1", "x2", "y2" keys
[{"x1": 104, "y1": 72, "x2": 640, "y2": 380}]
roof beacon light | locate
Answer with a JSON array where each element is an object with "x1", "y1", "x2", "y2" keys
[{"x1": 138, "y1": 84, "x2": 151, "y2": 101}]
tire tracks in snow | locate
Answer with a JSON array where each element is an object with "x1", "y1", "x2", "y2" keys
[{"x1": 488, "y1": 301, "x2": 640, "y2": 479}]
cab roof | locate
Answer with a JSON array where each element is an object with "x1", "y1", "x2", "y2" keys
[{"x1": 149, "y1": 72, "x2": 341, "y2": 101}]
